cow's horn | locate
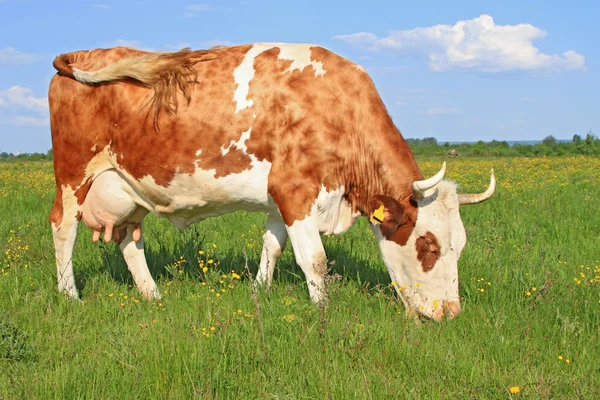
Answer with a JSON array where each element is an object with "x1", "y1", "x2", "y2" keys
[
  {"x1": 458, "y1": 169, "x2": 496, "y2": 205},
  {"x1": 412, "y1": 162, "x2": 446, "y2": 199}
]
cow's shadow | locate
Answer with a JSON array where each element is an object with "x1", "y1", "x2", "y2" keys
[{"x1": 81, "y1": 216, "x2": 391, "y2": 295}]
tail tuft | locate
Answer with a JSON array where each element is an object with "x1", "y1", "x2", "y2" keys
[{"x1": 53, "y1": 53, "x2": 76, "y2": 79}]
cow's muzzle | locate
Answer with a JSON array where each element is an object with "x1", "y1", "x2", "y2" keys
[{"x1": 431, "y1": 301, "x2": 462, "y2": 321}]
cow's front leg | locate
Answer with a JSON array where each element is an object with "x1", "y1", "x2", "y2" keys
[
  {"x1": 285, "y1": 213, "x2": 328, "y2": 304},
  {"x1": 269, "y1": 178, "x2": 327, "y2": 303},
  {"x1": 255, "y1": 212, "x2": 288, "y2": 288},
  {"x1": 117, "y1": 222, "x2": 160, "y2": 300}
]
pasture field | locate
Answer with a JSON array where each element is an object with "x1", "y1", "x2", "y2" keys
[{"x1": 0, "y1": 156, "x2": 599, "y2": 399}]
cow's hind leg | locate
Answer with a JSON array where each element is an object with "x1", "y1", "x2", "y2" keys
[
  {"x1": 117, "y1": 222, "x2": 160, "y2": 300},
  {"x1": 50, "y1": 186, "x2": 81, "y2": 299},
  {"x1": 255, "y1": 213, "x2": 288, "y2": 288}
]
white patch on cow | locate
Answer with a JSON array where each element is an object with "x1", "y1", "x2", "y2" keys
[
  {"x1": 233, "y1": 43, "x2": 328, "y2": 113},
  {"x1": 195, "y1": 149, "x2": 202, "y2": 156},
  {"x1": 84, "y1": 143, "x2": 119, "y2": 182},
  {"x1": 81, "y1": 133, "x2": 271, "y2": 232},
  {"x1": 315, "y1": 185, "x2": 360, "y2": 235},
  {"x1": 133, "y1": 157, "x2": 272, "y2": 230},
  {"x1": 372, "y1": 180, "x2": 465, "y2": 319},
  {"x1": 233, "y1": 45, "x2": 265, "y2": 113},
  {"x1": 277, "y1": 45, "x2": 326, "y2": 77},
  {"x1": 352, "y1": 64, "x2": 366, "y2": 73},
  {"x1": 221, "y1": 128, "x2": 252, "y2": 155}
]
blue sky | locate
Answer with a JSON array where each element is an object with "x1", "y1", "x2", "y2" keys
[{"x1": 0, "y1": 0, "x2": 598, "y2": 153}]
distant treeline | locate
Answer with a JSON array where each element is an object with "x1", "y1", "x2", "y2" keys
[
  {"x1": 407, "y1": 131, "x2": 600, "y2": 157},
  {"x1": 0, "y1": 149, "x2": 53, "y2": 162},
  {"x1": 1, "y1": 131, "x2": 598, "y2": 162}
]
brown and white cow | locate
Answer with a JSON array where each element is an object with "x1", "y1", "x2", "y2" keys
[{"x1": 48, "y1": 43, "x2": 495, "y2": 320}]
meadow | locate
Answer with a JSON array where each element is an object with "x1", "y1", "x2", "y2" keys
[{"x1": 0, "y1": 156, "x2": 599, "y2": 399}]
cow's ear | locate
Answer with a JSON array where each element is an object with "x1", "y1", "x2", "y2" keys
[{"x1": 367, "y1": 195, "x2": 411, "y2": 238}]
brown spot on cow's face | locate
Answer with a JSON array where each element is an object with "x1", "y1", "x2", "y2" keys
[
  {"x1": 367, "y1": 195, "x2": 418, "y2": 246},
  {"x1": 415, "y1": 231, "x2": 441, "y2": 272}
]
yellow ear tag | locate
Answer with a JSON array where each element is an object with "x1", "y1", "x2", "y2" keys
[{"x1": 370, "y1": 205, "x2": 385, "y2": 224}]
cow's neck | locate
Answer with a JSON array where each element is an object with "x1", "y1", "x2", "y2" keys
[{"x1": 340, "y1": 126, "x2": 424, "y2": 215}]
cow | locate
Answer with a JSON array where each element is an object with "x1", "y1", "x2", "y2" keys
[{"x1": 48, "y1": 43, "x2": 495, "y2": 321}]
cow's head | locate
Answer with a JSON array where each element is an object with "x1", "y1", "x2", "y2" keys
[{"x1": 369, "y1": 162, "x2": 495, "y2": 321}]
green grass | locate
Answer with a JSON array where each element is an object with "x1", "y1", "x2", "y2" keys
[{"x1": 1, "y1": 156, "x2": 599, "y2": 399}]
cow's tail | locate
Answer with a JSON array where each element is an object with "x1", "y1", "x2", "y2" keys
[
  {"x1": 52, "y1": 48, "x2": 220, "y2": 130},
  {"x1": 52, "y1": 49, "x2": 204, "y2": 87},
  {"x1": 52, "y1": 53, "x2": 78, "y2": 79}
]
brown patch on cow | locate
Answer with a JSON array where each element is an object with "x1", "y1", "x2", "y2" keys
[
  {"x1": 74, "y1": 178, "x2": 93, "y2": 207},
  {"x1": 415, "y1": 232, "x2": 441, "y2": 272},
  {"x1": 49, "y1": 186, "x2": 63, "y2": 226},
  {"x1": 112, "y1": 226, "x2": 128, "y2": 245},
  {"x1": 367, "y1": 195, "x2": 418, "y2": 246},
  {"x1": 49, "y1": 43, "x2": 427, "y2": 228}
]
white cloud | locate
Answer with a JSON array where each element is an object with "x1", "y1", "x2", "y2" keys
[
  {"x1": 333, "y1": 14, "x2": 585, "y2": 73},
  {"x1": 0, "y1": 86, "x2": 48, "y2": 113},
  {"x1": 365, "y1": 65, "x2": 413, "y2": 75},
  {"x1": 184, "y1": 3, "x2": 213, "y2": 17},
  {"x1": 186, "y1": 4, "x2": 213, "y2": 11},
  {"x1": 90, "y1": 3, "x2": 110, "y2": 8},
  {"x1": 512, "y1": 120, "x2": 524, "y2": 125},
  {"x1": 2, "y1": 116, "x2": 49, "y2": 126},
  {"x1": 0, "y1": 86, "x2": 48, "y2": 127},
  {"x1": 0, "y1": 47, "x2": 37, "y2": 65},
  {"x1": 426, "y1": 107, "x2": 461, "y2": 115}
]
